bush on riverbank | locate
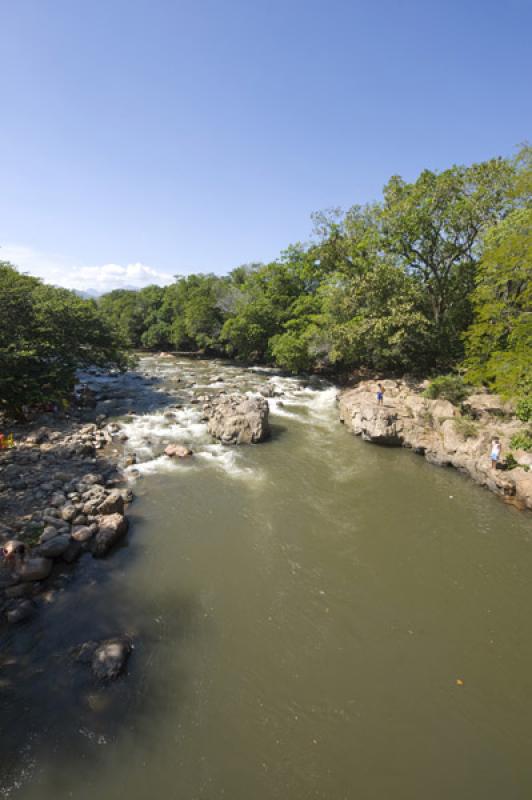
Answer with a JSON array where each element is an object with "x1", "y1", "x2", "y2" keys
[{"x1": 0, "y1": 263, "x2": 129, "y2": 419}]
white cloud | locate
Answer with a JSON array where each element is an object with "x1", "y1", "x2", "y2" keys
[{"x1": 0, "y1": 243, "x2": 175, "y2": 294}]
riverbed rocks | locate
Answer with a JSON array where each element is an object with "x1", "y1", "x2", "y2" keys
[
  {"x1": 203, "y1": 393, "x2": 270, "y2": 444},
  {"x1": 0, "y1": 395, "x2": 135, "y2": 628},
  {"x1": 339, "y1": 380, "x2": 532, "y2": 510}
]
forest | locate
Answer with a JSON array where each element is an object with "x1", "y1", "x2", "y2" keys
[{"x1": 1, "y1": 147, "x2": 530, "y2": 418}]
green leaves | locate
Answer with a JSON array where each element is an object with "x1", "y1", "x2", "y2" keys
[{"x1": 0, "y1": 262, "x2": 128, "y2": 418}]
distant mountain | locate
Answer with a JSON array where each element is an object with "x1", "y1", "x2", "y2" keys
[
  {"x1": 73, "y1": 288, "x2": 101, "y2": 299},
  {"x1": 74, "y1": 286, "x2": 141, "y2": 299}
]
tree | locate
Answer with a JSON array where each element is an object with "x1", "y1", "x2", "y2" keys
[
  {"x1": 0, "y1": 263, "x2": 128, "y2": 418},
  {"x1": 464, "y1": 207, "x2": 531, "y2": 397},
  {"x1": 381, "y1": 158, "x2": 514, "y2": 365}
]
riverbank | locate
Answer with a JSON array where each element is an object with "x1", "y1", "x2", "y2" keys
[
  {"x1": 338, "y1": 379, "x2": 532, "y2": 510},
  {"x1": 0, "y1": 398, "x2": 134, "y2": 628}
]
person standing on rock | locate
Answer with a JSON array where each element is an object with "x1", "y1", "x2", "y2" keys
[
  {"x1": 377, "y1": 384, "x2": 384, "y2": 406},
  {"x1": 490, "y1": 437, "x2": 502, "y2": 469}
]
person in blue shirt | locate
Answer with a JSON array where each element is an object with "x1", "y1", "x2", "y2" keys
[{"x1": 377, "y1": 383, "x2": 384, "y2": 405}]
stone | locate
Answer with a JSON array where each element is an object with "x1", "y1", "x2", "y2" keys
[
  {"x1": 91, "y1": 514, "x2": 129, "y2": 557},
  {"x1": 164, "y1": 444, "x2": 193, "y2": 458},
  {"x1": 39, "y1": 526, "x2": 60, "y2": 543},
  {"x1": 96, "y1": 491, "x2": 124, "y2": 516},
  {"x1": 91, "y1": 637, "x2": 132, "y2": 681},
  {"x1": 205, "y1": 393, "x2": 270, "y2": 445},
  {"x1": 17, "y1": 557, "x2": 53, "y2": 582},
  {"x1": 6, "y1": 599, "x2": 34, "y2": 624},
  {"x1": 71, "y1": 525, "x2": 95, "y2": 543},
  {"x1": 37, "y1": 534, "x2": 71, "y2": 558},
  {"x1": 61, "y1": 504, "x2": 78, "y2": 522},
  {"x1": 62, "y1": 540, "x2": 83, "y2": 563},
  {"x1": 5, "y1": 582, "x2": 36, "y2": 599}
]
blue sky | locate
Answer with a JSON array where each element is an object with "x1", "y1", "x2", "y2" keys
[{"x1": 0, "y1": 0, "x2": 530, "y2": 293}]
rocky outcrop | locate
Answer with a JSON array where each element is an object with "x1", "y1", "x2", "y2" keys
[
  {"x1": 339, "y1": 380, "x2": 532, "y2": 510},
  {"x1": 203, "y1": 393, "x2": 270, "y2": 444}
]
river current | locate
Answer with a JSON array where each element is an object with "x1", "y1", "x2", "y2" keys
[{"x1": 1, "y1": 356, "x2": 532, "y2": 799}]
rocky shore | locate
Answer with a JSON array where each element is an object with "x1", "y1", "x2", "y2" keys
[
  {"x1": 0, "y1": 411, "x2": 133, "y2": 632},
  {"x1": 339, "y1": 379, "x2": 532, "y2": 510}
]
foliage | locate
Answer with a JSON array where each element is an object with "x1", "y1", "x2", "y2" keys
[
  {"x1": 422, "y1": 374, "x2": 470, "y2": 405},
  {"x1": 464, "y1": 146, "x2": 531, "y2": 398},
  {"x1": 516, "y1": 397, "x2": 532, "y2": 423},
  {"x1": 0, "y1": 262, "x2": 128, "y2": 418},
  {"x1": 381, "y1": 159, "x2": 514, "y2": 365},
  {"x1": 509, "y1": 431, "x2": 532, "y2": 452}
]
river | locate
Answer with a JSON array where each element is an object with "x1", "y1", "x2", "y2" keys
[{"x1": 1, "y1": 356, "x2": 532, "y2": 799}]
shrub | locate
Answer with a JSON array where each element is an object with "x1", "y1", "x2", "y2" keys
[
  {"x1": 423, "y1": 374, "x2": 470, "y2": 405},
  {"x1": 509, "y1": 431, "x2": 532, "y2": 452},
  {"x1": 453, "y1": 417, "x2": 477, "y2": 439},
  {"x1": 516, "y1": 397, "x2": 532, "y2": 423}
]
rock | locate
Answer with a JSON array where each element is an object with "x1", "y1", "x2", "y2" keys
[
  {"x1": 26, "y1": 428, "x2": 49, "y2": 445},
  {"x1": 205, "y1": 393, "x2": 270, "y2": 444},
  {"x1": 338, "y1": 380, "x2": 532, "y2": 511},
  {"x1": 5, "y1": 582, "x2": 36, "y2": 599},
  {"x1": 39, "y1": 526, "x2": 60, "y2": 543},
  {"x1": 50, "y1": 492, "x2": 67, "y2": 507},
  {"x1": 81, "y1": 472, "x2": 105, "y2": 486},
  {"x1": 62, "y1": 540, "x2": 83, "y2": 563},
  {"x1": 91, "y1": 637, "x2": 132, "y2": 681},
  {"x1": 6, "y1": 599, "x2": 34, "y2": 624},
  {"x1": 164, "y1": 444, "x2": 193, "y2": 458},
  {"x1": 96, "y1": 491, "x2": 124, "y2": 516},
  {"x1": 61, "y1": 504, "x2": 78, "y2": 522},
  {"x1": 17, "y1": 557, "x2": 53, "y2": 582},
  {"x1": 37, "y1": 534, "x2": 71, "y2": 558},
  {"x1": 91, "y1": 514, "x2": 129, "y2": 557},
  {"x1": 71, "y1": 525, "x2": 95, "y2": 543}
]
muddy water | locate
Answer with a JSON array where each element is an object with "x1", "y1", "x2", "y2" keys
[{"x1": 1, "y1": 356, "x2": 532, "y2": 799}]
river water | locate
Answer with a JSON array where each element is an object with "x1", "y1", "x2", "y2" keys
[{"x1": 1, "y1": 356, "x2": 532, "y2": 799}]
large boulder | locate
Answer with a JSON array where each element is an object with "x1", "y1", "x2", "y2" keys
[
  {"x1": 91, "y1": 514, "x2": 129, "y2": 557},
  {"x1": 205, "y1": 393, "x2": 270, "y2": 444}
]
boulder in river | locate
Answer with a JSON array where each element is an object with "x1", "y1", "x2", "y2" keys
[
  {"x1": 204, "y1": 393, "x2": 270, "y2": 445},
  {"x1": 91, "y1": 513, "x2": 129, "y2": 557},
  {"x1": 73, "y1": 636, "x2": 132, "y2": 681},
  {"x1": 92, "y1": 637, "x2": 132, "y2": 680},
  {"x1": 164, "y1": 444, "x2": 193, "y2": 458}
]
